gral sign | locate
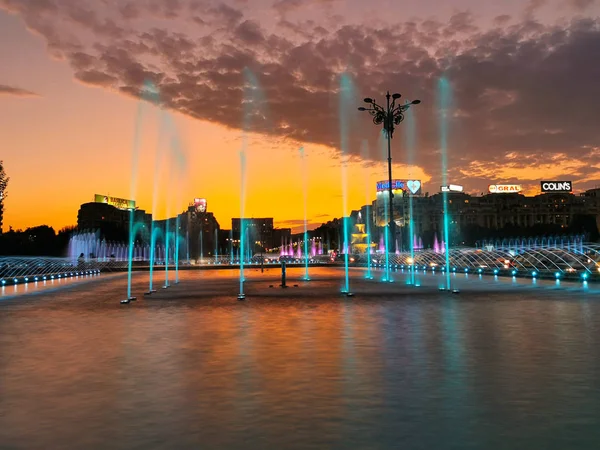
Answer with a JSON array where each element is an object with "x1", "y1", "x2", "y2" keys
[
  {"x1": 376, "y1": 179, "x2": 422, "y2": 195},
  {"x1": 488, "y1": 184, "x2": 522, "y2": 194},
  {"x1": 541, "y1": 181, "x2": 572, "y2": 193},
  {"x1": 441, "y1": 184, "x2": 464, "y2": 192},
  {"x1": 194, "y1": 198, "x2": 207, "y2": 213},
  {"x1": 94, "y1": 194, "x2": 135, "y2": 210}
]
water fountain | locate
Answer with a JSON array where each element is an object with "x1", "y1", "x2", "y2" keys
[
  {"x1": 438, "y1": 77, "x2": 455, "y2": 292},
  {"x1": 300, "y1": 147, "x2": 310, "y2": 281},
  {"x1": 339, "y1": 73, "x2": 355, "y2": 296},
  {"x1": 163, "y1": 219, "x2": 171, "y2": 289},
  {"x1": 174, "y1": 216, "x2": 180, "y2": 284},
  {"x1": 360, "y1": 141, "x2": 374, "y2": 280},
  {"x1": 122, "y1": 81, "x2": 160, "y2": 304},
  {"x1": 145, "y1": 225, "x2": 163, "y2": 295},
  {"x1": 404, "y1": 105, "x2": 417, "y2": 286},
  {"x1": 236, "y1": 68, "x2": 267, "y2": 299},
  {"x1": 170, "y1": 132, "x2": 188, "y2": 284},
  {"x1": 146, "y1": 100, "x2": 169, "y2": 295}
]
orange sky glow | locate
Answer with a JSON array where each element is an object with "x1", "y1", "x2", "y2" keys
[{"x1": 2, "y1": 1, "x2": 600, "y2": 233}]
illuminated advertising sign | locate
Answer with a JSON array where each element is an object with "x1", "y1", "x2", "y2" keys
[
  {"x1": 541, "y1": 181, "x2": 572, "y2": 193},
  {"x1": 488, "y1": 184, "x2": 522, "y2": 194},
  {"x1": 441, "y1": 184, "x2": 464, "y2": 192},
  {"x1": 194, "y1": 198, "x2": 207, "y2": 213},
  {"x1": 376, "y1": 179, "x2": 422, "y2": 195},
  {"x1": 94, "y1": 194, "x2": 135, "y2": 210}
]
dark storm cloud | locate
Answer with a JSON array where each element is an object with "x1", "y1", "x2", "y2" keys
[
  {"x1": 2, "y1": 0, "x2": 600, "y2": 191},
  {"x1": 0, "y1": 84, "x2": 40, "y2": 97}
]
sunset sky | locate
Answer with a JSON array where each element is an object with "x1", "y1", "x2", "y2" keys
[{"x1": 1, "y1": 0, "x2": 600, "y2": 233}]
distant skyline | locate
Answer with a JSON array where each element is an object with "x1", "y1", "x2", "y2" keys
[{"x1": 1, "y1": 0, "x2": 599, "y2": 232}]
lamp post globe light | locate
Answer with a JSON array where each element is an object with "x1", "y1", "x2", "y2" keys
[{"x1": 358, "y1": 92, "x2": 420, "y2": 254}]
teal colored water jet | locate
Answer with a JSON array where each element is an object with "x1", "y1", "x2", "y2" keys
[
  {"x1": 339, "y1": 74, "x2": 355, "y2": 294},
  {"x1": 360, "y1": 140, "x2": 374, "y2": 280},
  {"x1": 148, "y1": 101, "x2": 168, "y2": 293},
  {"x1": 404, "y1": 107, "x2": 417, "y2": 286},
  {"x1": 167, "y1": 125, "x2": 188, "y2": 284},
  {"x1": 174, "y1": 216, "x2": 180, "y2": 284},
  {"x1": 300, "y1": 146, "x2": 310, "y2": 281},
  {"x1": 237, "y1": 68, "x2": 269, "y2": 299},
  {"x1": 438, "y1": 77, "x2": 452, "y2": 290},
  {"x1": 126, "y1": 81, "x2": 158, "y2": 301},
  {"x1": 239, "y1": 152, "x2": 246, "y2": 298},
  {"x1": 148, "y1": 224, "x2": 164, "y2": 292},
  {"x1": 164, "y1": 220, "x2": 171, "y2": 288}
]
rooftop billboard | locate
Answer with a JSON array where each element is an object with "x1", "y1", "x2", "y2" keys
[
  {"x1": 194, "y1": 198, "x2": 207, "y2": 213},
  {"x1": 376, "y1": 179, "x2": 422, "y2": 195},
  {"x1": 94, "y1": 194, "x2": 135, "y2": 210},
  {"x1": 488, "y1": 184, "x2": 522, "y2": 194},
  {"x1": 541, "y1": 181, "x2": 572, "y2": 193}
]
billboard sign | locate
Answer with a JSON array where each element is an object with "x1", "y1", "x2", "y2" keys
[
  {"x1": 376, "y1": 179, "x2": 422, "y2": 195},
  {"x1": 541, "y1": 181, "x2": 572, "y2": 193},
  {"x1": 441, "y1": 184, "x2": 464, "y2": 192},
  {"x1": 94, "y1": 194, "x2": 135, "y2": 210},
  {"x1": 488, "y1": 184, "x2": 522, "y2": 194},
  {"x1": 194, "y1": 198, "x2": 207, "y2": 213}
]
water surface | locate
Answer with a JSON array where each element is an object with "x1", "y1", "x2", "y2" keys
[{"x1": 1, "y1": 268, "x2": 599, "y2": 449}]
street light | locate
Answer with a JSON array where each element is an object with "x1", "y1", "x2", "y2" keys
[{"x1": 358, "y1": 91, "x2": 420, "y2": 253}]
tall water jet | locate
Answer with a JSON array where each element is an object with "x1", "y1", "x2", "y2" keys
[
  {"x1": 123, "y1": 81, "x2": 158, "y2": 304},
  {"x1": 238, "y1": 150, "x2": 247, "y2": 300},
  {"x1": 339, "y1": 73, "x2": 356, "y2": 296},
  {"x1": 438, "y1": 77, "x2": 453, "y2": 291},
  {"x1": 146, "y1": 225, "x2": 163, "y2": 294},
  {"x1": 404, "y1": 107, "x2": 417, "y2": 286},
  {"x1": 174, "y1": 216, "x2": 180, "y2": 284},
  {"x1": 163, "y1": 219, "x2": 171, "y2": 288},
  {"x1": 237, "y1": 68, "x2": 266, "y2": 299},
  {"x1": 361, "y1": 140, "x2": 374, "y2": 280},
  {"x1": 299, "y1": 146, "x2": 310, "y2": 281},
  {"x1": 147, "y1": 101, "x2": 169, "y2": 295},
  {"x1": 170, "y1": 132, "x2": 188, "y2": 284}
]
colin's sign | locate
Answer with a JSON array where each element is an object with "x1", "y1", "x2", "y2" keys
[{"x1": 541, "y1": 181, "x2": 572, "y2": 193}]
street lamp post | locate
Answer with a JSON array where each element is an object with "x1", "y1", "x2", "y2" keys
[{"x1": 358, "y1": 92, "x2": 420, "y2": 253}]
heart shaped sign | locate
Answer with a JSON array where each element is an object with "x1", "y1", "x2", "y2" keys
[{"x1": 407, "y1": 180, "x2": 421, "y2": 195}]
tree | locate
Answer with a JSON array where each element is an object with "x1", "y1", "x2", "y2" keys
[{"x1": 0, "y1": 160, "x2": 9, "y2": 233}]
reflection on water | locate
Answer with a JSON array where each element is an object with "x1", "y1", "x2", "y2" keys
[{"x1": 1, "y1": 268, "x2": 599, "y2": 449}]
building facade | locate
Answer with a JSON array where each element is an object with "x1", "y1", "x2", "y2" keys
[
  {"x1": 152, "y1": 200, "x2": 221, "y2": 260},
  {"x1": 231, "y1": 218, "x2": 274, "y2": 252},
  {"x1": 77, "y1": 202, "x2": 152, "y2": 242},
  {"x1": 375, "y1": 189, "x2": 600, "y2": 249}
]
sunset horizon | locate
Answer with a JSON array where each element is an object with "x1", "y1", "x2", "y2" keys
[{"x1": 1, "y1": 0, "x2": 600, "y2": 233}]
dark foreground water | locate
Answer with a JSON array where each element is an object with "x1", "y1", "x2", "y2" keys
[{"x1": 1, "y1": 267, "x2": 599, "y2": 449}]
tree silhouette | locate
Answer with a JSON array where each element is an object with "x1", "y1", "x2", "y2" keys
[{"x1": 0, "y1": 160, "x2": 8, "y2": 233}]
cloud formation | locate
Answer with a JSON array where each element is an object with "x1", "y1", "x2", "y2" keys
[
  {"x1": 0, "y1": 84, "x2": 40, "y2": 97},
  {"x1": 2, "y1": 0, "x2": 600, "y2": 192}
]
